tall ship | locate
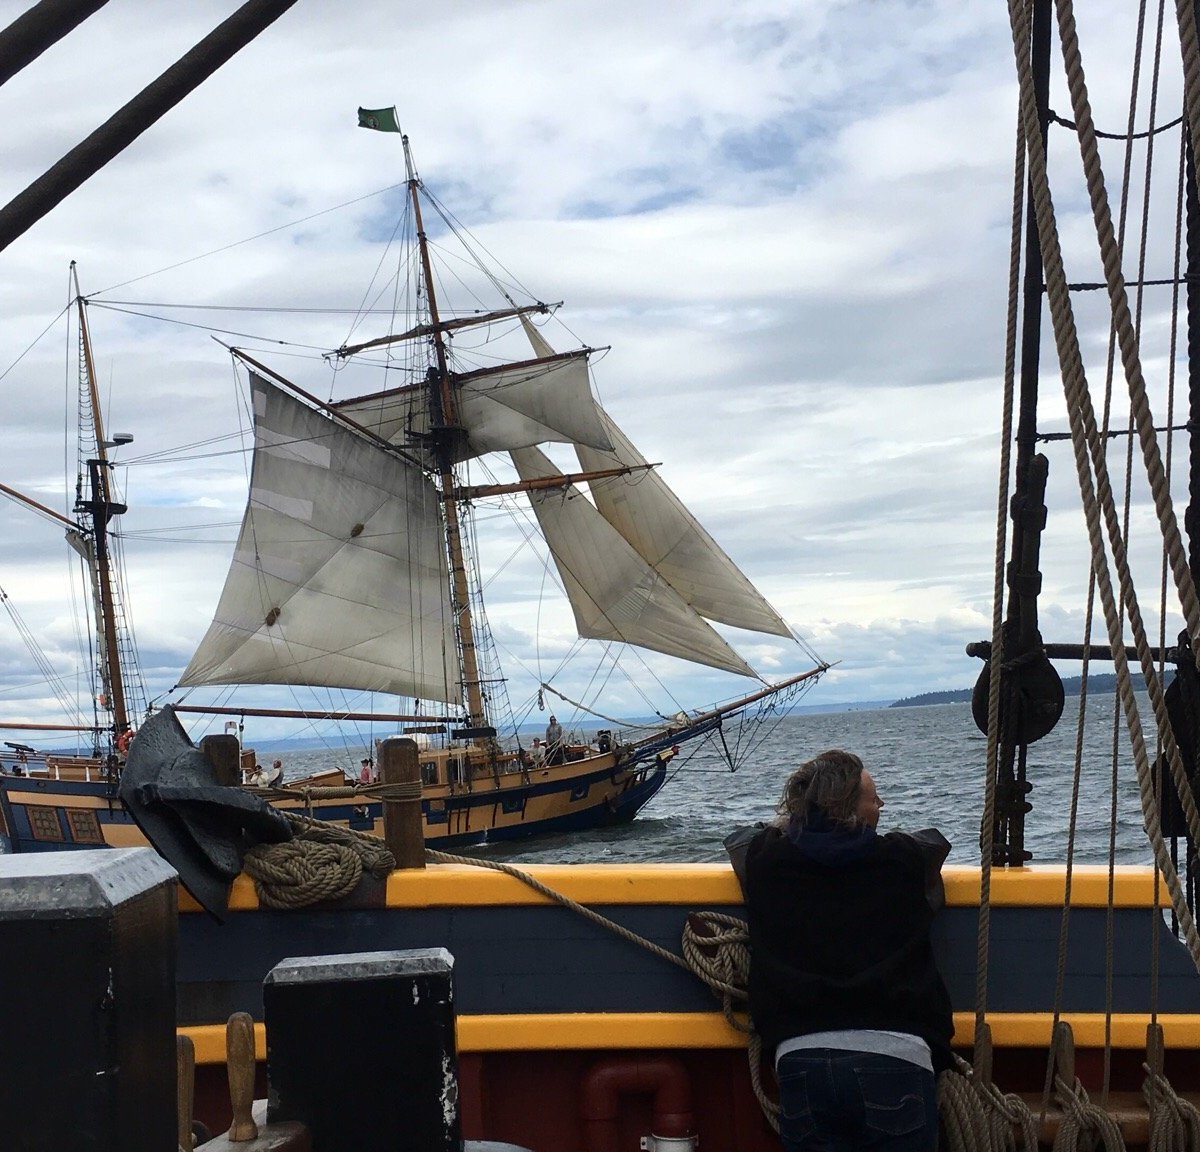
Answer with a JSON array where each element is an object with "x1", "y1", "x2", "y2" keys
[{"x1": 0, "y1": 141, "x2": 827, "y2": 852}]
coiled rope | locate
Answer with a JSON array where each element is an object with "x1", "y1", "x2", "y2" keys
[{"x1": 242, "y1": 813, "x2": 396, "y2": 909}]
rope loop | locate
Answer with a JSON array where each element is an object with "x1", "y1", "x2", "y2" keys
[
  {"x1": 1052, "y1": 1075, "x2": 1128, "y2": 1152},
  {"x1": 1144, "y1": 1067, "x2": 1200, "y2": 1152},
  {"x1": 939, "y1": 1055, "x2": 1040, "y2": 1152},
  {"x1": 680, "y1": 911, "x2": 752, "y2": 1025}
]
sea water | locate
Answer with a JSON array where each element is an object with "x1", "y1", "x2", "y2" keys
[{"x1": 277, "y1": 692, "x2": 1165, "y2": 868}]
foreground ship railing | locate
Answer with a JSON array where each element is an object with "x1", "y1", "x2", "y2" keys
[{"x1": 3, "y1": 843, "x2": 1198, "y2": 1151}]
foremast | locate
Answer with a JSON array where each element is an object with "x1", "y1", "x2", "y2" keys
[
  {"x1": 403, "y1": 137, "x2": 487, "y2": 729},
  {"x1": 71, "y1": 265, "x2": 132, "y2": 740}
]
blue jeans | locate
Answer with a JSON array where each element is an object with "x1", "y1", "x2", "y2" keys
[{"x1": 776, "y1": 1049, "x2": 938, "y2": 1152}]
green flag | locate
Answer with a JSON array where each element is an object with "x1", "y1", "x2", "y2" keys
[{"x1": 358, "y1": 106, "x2": 400, "y2": 133}]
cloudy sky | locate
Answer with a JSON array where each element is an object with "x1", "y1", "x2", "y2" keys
[{"x1": 0, "y1": 0, "x2": 1185, "y2": 745}]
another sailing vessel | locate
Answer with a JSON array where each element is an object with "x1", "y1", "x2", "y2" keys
[{"x1": 0, "y1": 141, "x2": 827, "y2": 851}]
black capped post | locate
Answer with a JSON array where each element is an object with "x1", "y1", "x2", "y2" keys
[
  {"x1": 264, "y1": 948, "x2": 461, "y2": 1151},
  {"x1": 0, "y1": 848, "x2": 178, "y2": 1151}
]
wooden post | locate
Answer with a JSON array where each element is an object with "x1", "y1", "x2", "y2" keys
[
  {"x1": 201, "y1": 733, "x2": 242, "y2": 786},
  {"x1": 177, "y1": 1034, "x2": 195, "y2": 1152},
  {"x1": 226, "y1": 1012, "x2": 259, "y2": 1142},
  {"x1": 381, "y1": 736, "x2": 424, "y2": 870}
]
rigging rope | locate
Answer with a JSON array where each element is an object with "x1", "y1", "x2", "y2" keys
[
  {"x1": 1006, "y1": 0, "x2": 1200, "y2": 967},
  {"x1": 999, "y1": 9, "x2": 1200, "y2": 1147},
  {"x1": 977, "y1": 0, "x2": 1030, "y2": 1044}
]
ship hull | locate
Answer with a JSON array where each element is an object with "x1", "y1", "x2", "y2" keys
[{"x1": 0, "y1": 752, "x2": 668, "y2": 853}]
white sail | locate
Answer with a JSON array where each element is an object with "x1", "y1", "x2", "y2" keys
[
  {"x1": 337, "y1": 350, "x2": 612, "y2": 463},
  {"x1": 179, "y1": 373, "x2": 461, "y2": 702},
  {"x1": 576, "y1": 410, "x2": 793, "y2": 638},
  {"x1": 511, "y1": 446, "x2": 758, "y2": 678}
]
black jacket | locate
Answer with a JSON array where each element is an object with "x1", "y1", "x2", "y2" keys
[{"x1": 737, "y1": 822, "x2": 954, "y2": 1071}]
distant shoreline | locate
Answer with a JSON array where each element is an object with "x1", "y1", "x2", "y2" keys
[
  {"x1": 13, "y1": 674, "x2": 1138, "y2": 757},
  {"x1": 888, "y1": 672, "x2": 1121, "y2": 709}
]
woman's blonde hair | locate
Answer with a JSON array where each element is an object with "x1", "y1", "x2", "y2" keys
[{"x1": 778, "y1": 749, "x2": 866, "y2": 831}]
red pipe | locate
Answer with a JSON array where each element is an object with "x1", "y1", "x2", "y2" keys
[{"x1": 580, "y1": 1056, "x2": 694, "y2": 1152}]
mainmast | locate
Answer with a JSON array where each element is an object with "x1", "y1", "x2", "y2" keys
[
  {"x1": 402, "y1": 137, "x2": 487, "y2": 728},
  {"x1": 70, "y1": 266, "x2": 130, "y2": 738}
]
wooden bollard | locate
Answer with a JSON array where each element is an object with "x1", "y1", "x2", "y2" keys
[
  {"x1": 201, "y1": 1012, "x2": 311, "y2": 1152},
  {"x1": 201, "y1": 733, "x2": 242, "y2": 786},
  {"x1": 227, "y1": 1012, "x2": 259, "y2": 1142},
  {"x1": 381, "y1": 736, "x2": 424, "y2": 870}
]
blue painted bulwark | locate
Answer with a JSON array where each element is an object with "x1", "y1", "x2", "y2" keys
[{"x1": 176, "y1": 892, "x2": 1200, "y2": 1029}]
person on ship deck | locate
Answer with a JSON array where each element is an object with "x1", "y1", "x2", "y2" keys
[
  {"x1": 731, "y1": 749, "x2": 953, "y2": 1152},
  {"x1": 545, "y1": 715, "x2": 564, "y2": 765}
]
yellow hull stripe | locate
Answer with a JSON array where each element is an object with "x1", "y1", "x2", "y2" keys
[
  {"x1": 178, "y1": 863, "x2": 1172, "y2": 914},
  {"x1": 181, "y1": 1010, "x2": 1200, "y2": 1066}
]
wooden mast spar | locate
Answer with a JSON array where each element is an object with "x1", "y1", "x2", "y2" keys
[
  {"x1": 73, "y1": 266, "x2": 130, "y2": 741},
  {"x1": 403, "y1": 135, "x2": 488, "y2": 730}
]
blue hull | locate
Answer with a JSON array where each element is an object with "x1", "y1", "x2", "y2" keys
[{"x1": 0, "y1": 759, "x2": 669, "y2": 853}]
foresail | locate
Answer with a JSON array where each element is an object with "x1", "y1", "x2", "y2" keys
[
  {"x1": 179, "y1": 373, "x2": 461, "y2": 703},
  {"x1": 337, "y1": 350, "x2": 611, "y2": 463},
  {"x1": 511, "y1": 446, "x2": 758, "y2": 678},
  {"x1": 576, "y1": 409, "x2": 793, "y2": 638}
]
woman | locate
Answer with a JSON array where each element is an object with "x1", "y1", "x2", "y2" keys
[{"x1": 740, "y1": 749, "x2": 953, "y2": 1152}]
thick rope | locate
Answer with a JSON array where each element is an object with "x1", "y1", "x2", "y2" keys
[
  {"x1": 940, "y1": 1055, "x2": 1041, "y2": 1152},
  {"x1": 678, "y1": 911, "x2": 781, "y2": 1133},
  {"x1": 978, "y1": 0, "x2": 1029, "y2": 1050},
  {"x1": 940, "y1": 1064, "x2": 995, "y2": 1152},
  {"x1": 428, "y1": 849, "x2": 694, "y2": 971}
]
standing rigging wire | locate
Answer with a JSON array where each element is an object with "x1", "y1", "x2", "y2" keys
[{"x1": 0, "y1": 585, "x2": 89, "y2": 729}]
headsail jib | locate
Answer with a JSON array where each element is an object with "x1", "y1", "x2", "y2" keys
[
  {"x1": 511, "y1": 446, "x2": 759, "y2": 678},
  {"x1": 578, "y1": 409, "x2": 793, "y2": 639}
]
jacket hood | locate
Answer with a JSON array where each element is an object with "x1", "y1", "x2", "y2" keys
[{"x1": 786, "y1": 813, "x2": 877, "y2": 866}]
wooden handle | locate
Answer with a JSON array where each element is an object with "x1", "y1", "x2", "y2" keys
[
  {"x1": 226, "y1": 1012, "x2": 260, "y2": 1142},
  {"x1": 177, "y1": 1033, "x2": 195, "y2": 1152}
]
